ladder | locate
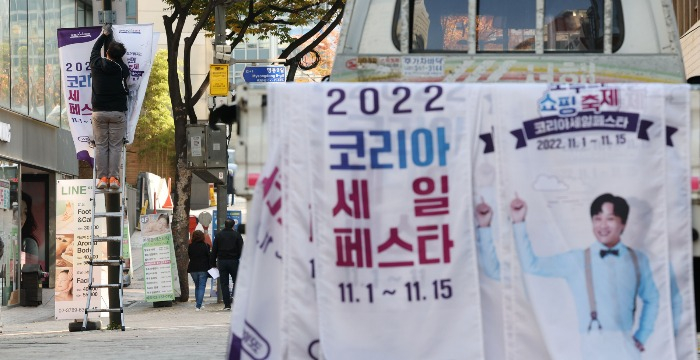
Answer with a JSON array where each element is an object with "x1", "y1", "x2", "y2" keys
[{"x1": 82, "y1": 144, "x2": 127, "y2": 331}]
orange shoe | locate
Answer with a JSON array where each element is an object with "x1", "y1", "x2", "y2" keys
[
  {"x1": 96, "y1": 177, "x2": 108, "y2": 189},
  {"x1": 109, "y1": 177, "x2": 120, "y2": 190}
]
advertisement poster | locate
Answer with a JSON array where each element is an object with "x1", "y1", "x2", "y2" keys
[
  {"x1": 57, "y1": 24, "x2": 154, "y2": 165},
  {"x1": 230, "y1": 83, "x2": 696, "y2": 360},
  {"x1": 210, "y1": 210, "x2": 242, "y2": 240},
  {"x1": 55, "y1": 179, "x2": 107, "y2": 320},
  {"x1": 140, "y1": 214, "x2": 177, "y2": 302},
  {"x1": 0, "y1": 179, "x2": 9, "y2": 210}
]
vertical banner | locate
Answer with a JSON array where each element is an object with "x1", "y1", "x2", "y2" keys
[
  {"x1": 280, "y1": 84, "x2": 323, "y2": 359},
  {"x1": 112, "y1": 24, "x2": 154, "y2": 143},
  {"x1": 229, "y1": 144, "x2": 286, "y2": 360},
  {"x1": 57, "y1": 26, "x2": 102, "y2": 164},
  {"x1": 495, "y1": 84, "x2": 677, "y2": 359},
  {"x1": 55, "y1": 180, "x2": 107, "y2": 320},
  {"x1": 140, "y1": 214, "x2": 177, "y2": 302},
  {"x1": 309, "y1": 83, "x2": 484, "y2": 359},
  {"x1": 663, "y1": 85, "x2": 697, "y2": 360},
  {"x1": 57, "y1": 25, "x2": 154, "y2": 164},
  {"x1": 230, "y1": 83, "x2": 696, "y2": 359}
]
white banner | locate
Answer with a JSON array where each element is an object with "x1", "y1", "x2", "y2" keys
[
  {"x1": 57, "y1": 25, "x2": 155, "y2": 165},
  {"x1": 55, "y1": 180, "x2": 107, "y2": 320},
  {"x1": 495, "y1": 84, "x2": 678, "y2": 359},
  {"x1": 229, "y1": 83, "x2": 696, "y2": 359},
  {"x1": 664, "y1": 85, "x2": 696, "y2": 360},
  {"x1": 310, "y1": 83, "x2": 484, "y2": 360}
]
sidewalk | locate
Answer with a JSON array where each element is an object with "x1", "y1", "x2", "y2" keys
[{"x1": 0, "y1": 211, "x2": 242, "y2": 358}]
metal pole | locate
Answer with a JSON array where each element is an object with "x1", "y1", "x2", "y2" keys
[
  {"x1": 102, "y1": 0, "x2": 121, "y2": 327},
  {"x1": 214, "y1": 3, "x2": 228, "y2": 304}
]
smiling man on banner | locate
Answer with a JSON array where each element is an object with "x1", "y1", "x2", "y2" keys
[
  {"x1": 90, "y1": 23, "x2": 130, "y2": 190},
  {"x1": 506, "y1": 193, "x2": 658, "y2": 359}
]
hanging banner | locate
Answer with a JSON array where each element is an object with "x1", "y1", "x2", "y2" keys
[
  {"x1": 114, "y1": 24, "x2": 156, "y2": 144},
  {"x1": 55, "y1": 179, "x2": 107, "y2": 320},
  {"x1": 140, "y1": 213, "x2": 177, "y2": 302},
  {"x1": 664, "y1": 85, "x2": 696, "y2": 360},
  {"x1": 229, "y1": 83, "x2": 696, "y2": 359},
  {"x1": 57, "y1": 24, "x2": 154, "y2": 165},
  {"x1": 494, "y1": 84, "x2": 679, "y2": 359},
  {"x1": 228, "y1": 144, "x2": 286, "y2": 360}
]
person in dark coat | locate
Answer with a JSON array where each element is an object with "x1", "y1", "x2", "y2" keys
[
  {"x1": 90, "y1": 24, "x2": 130, "y2": 190},
  {"x1": 211, "y1": 219, "x2": 244, "y2": 310},
  {"x1": 188, "y1": 230, "x2": 210, "y2": 311}
]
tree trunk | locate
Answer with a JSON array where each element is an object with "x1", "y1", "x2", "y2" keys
[{"x1": 172, "y1": 104, "x2": 192, "y2": 302}]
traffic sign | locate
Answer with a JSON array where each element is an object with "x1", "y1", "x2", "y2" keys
[{"x1": 242, "y1": 65, "x2": 286, "y2": 83}]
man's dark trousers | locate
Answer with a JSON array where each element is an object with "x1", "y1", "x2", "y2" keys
[{"x1": 218, "y1": 259, "x2": 239, "y2": 307}]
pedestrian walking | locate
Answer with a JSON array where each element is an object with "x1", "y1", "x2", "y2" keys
[
  {"x1": 90, "y1": 23, "x2": 130, "y2": 190},
  {"x1": 188, "y1": 230, "x2": 210, "y2": 311},
  {"x1": 210, "y1": 219, "x2": 243, "y2": 310}
]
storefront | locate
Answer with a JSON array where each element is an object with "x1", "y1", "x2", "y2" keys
[
  {"x1": 0, "y1": 111, "x2": 78, "y2": 306},
  {"x1": 0, "y1": 0, "x2": 92, "y2": 306}
]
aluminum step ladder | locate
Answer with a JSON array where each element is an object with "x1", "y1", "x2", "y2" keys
[{"x1": 81, "y1": 145, "x2": 127, "y2": 331}]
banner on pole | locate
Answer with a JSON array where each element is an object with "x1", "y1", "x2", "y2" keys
[
  {"x1": 229, "y1": 82, "x2": 697, "y2": 359},
  {"x1": 57, "y1": 24, "x2": 155, "y2": 165}
]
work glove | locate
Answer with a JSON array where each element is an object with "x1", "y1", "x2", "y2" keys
[{"x1": 102, "y1": 23, "x2": 112, "y2": 36}]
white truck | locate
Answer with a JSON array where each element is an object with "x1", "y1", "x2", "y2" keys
[{"x1": 232, "y1": 0, "x2": 700, "y2": 226}]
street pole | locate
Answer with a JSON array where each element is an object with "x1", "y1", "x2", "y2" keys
[
  {"x1": 102, "y1": 0, "x2": 122, "y2": 327},
  {"x1": 214, "y1": 3, "x2": 228, "y2": 304}
]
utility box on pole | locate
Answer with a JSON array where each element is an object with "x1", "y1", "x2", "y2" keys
[{"x1": 186, "y1": 124, "x2": 228, "y2": 185}]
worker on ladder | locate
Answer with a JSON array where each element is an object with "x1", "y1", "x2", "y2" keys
[{"x1": 90, "y1": 23, "x2": 130, "y2": 190}]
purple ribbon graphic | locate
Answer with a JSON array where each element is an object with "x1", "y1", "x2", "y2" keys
[{"x1": 510, "y1": 112, "x2": 651, "y2": 149}]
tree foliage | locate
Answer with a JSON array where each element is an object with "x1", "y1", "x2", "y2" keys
[
  {"x1": 161, "y1": 0, "x2": 344, "y2": 301},
  {"x1": 133, "y1": 50, "x2": 175, "y2": 158}
]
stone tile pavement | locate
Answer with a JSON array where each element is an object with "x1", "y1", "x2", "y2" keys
[{"x1": 0, "y1": 227, "x2": 235, "y2": 359}]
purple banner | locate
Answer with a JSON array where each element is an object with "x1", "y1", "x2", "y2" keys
[{"x1": 57, "y1": 26, "x2": 101, "y2": 48}]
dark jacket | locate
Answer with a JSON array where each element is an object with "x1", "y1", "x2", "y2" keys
[
  {"x1": 211, "y1": 228, "x2": 244, "y2": 266},
  {"x1": 187, "y1": 242, "x2": 211, "y2": 273},
  {"x1": 90, "y1": 33, "x2": 130, "y2": 112}
]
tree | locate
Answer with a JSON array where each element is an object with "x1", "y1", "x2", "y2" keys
[
  {"x1": 131, "y1": 49, "x2": 176, "y2": 177},
  {"x1": 162, "y1": 0, "x2": 344, "y2": 301}
]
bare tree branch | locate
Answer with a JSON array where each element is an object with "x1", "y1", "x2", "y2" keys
[
  {"x1": 279, "y1": 0, "x2": 343, "y2": 60},
  {"x1": 192, "y1": 73, "x2": 210, "y2": 105},
  {"x1": 183, "y1": 1, "x2": 219, "y2": 123}
]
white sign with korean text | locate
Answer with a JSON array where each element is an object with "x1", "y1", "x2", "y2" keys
[
  {"x1": 228, "y1": 83, "x2": 697, "y2": 360},
  {"x1": 0, "y1": 180, "x2": 9, "y2": 210},
  {"x1": 55, "y1": 180, "x2": 107, "y2": 320},
  {"x1": 140, "y1": 214, "x2": 177, "y2": 302},
  {"x1": 308, "y1": 83, "x2": 485, "y2": 359}
]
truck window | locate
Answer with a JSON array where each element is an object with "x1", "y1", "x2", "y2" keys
[
  {"x1": 409, "y1": 0, "x2": 623, "y2": 53},
  {"x1": 544, "y1": 0, "x2": 624, "y2": 52}
]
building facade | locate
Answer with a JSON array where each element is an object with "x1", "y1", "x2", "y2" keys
[{"x1": 0, "y1": 0, "x2": 102, "y2": 306}]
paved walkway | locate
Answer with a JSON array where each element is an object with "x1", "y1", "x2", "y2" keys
[
  {"x1": 0, "y1": 206, "x2": 246, "y2": 359},
  {"x1": 0, "y1": 272, "x2": 233, "y2": 358}
]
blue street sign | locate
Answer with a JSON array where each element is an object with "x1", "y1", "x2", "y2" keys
[{"x1": 242, "y1": 65, "x2": 286, "y2": 83}]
